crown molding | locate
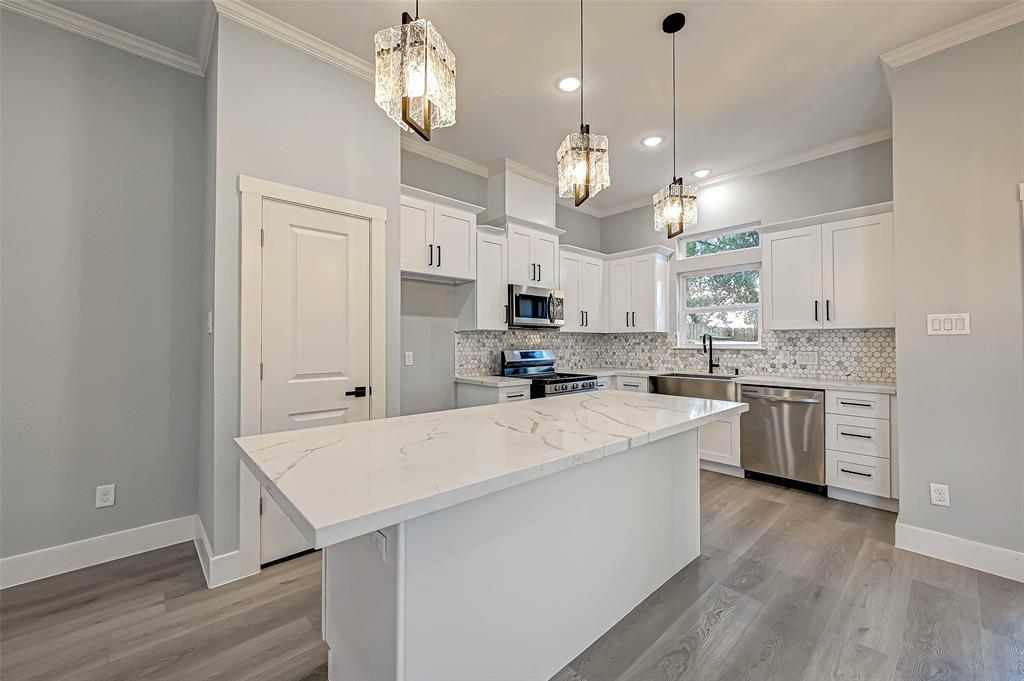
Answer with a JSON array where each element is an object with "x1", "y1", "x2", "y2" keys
[
  {"x1": 196, "y1": 1, "x2": 217, "y2": 73},
  {"x1": 494, "y1": 158, "x2": 556, "y2": 187},
  {"x1": 881, "y1": 1, "x2": 1024, "y2": 69},
  {"x1": 212, "y1": 0, "x2": 373, "y2": 82},
  {"x1": 0, "y1": 0, "x2": 205, "y2": 76},
  {"x1": 400, "y1": 137, "x2": 488, "y2": 177},
  {"x1": 557, "y1": 198, "x2": 604, "y2": 218}
]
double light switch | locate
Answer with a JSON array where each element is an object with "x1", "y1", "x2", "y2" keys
[{"x1": 926, "y1": 313, "x2": 970, "y2": 335}]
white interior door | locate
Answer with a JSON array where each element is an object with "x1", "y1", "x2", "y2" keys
[
  {"x1": 763, "y1": 225, "x2": 824, "y2": 329},
  {"x1": 559, "y1": 253, "x2": 581, "y2": 331},
  {"x1": 822, "y1": 214, "x2": 894, "y2": 328},
  {"x1": 433, "y1": 206, "x2": 475, "y2": 280},
  {"x1": 259, "y1": 198, "x2": 372, "y2": 564}
]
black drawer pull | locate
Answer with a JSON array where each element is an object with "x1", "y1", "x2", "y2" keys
[
  {"x1": 840, "y1": 431, "x2": 872, "y2": 439},
  {"x1": 839, "y1": 400, "x2": 872, "y2": 408},
  {"x1": 622, "y1": 383, "x2": 640, "y2": 388},
  {"x1": 840, "y1": 468, "x2": 872, "y2": 477},
  {"x1": 506, "y1": 393, "x2": 525, "y2": 399}
]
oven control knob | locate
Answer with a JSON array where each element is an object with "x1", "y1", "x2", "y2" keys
[{"x1": 572, "y1": 383, "x2": 579, "y2": 390}]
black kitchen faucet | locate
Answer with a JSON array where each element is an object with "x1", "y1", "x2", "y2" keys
[{"x1": 702, "y1": 333, "x2": 721, "y2": 374}]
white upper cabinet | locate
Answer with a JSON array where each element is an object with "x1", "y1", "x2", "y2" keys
[
  {"x1": 762, "y1": 225, "x2": 823, "y2": 329},
  {"x1": 763, "y1": 212, "x2": 894, "y2": 330},
  {"x1": 822, "y1": 214, "x2": 894, "y2": 328},
  {"x1": 559, "y1": 246, "x2": 605, "y2": 333},
  {"x1": 606, "y1": 247, "x2": 671, "y2": 333},
  {"x1": 400, "y1": 186, "x2": 484, "y2": 282},
  {"x1": 457, "y1": 228, "x2": 509, "y2": 331},
  {"x1": 507, "y1": 223, "x2": 560, "y2": 288}
]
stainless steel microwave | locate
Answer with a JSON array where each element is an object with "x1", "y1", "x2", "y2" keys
[{"x1": 508, "y1": 285, "x2": 564, "y2": 328}]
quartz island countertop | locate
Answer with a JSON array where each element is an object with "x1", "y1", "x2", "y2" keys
[{"x1": 235, "y1": 390, "x2": 746, "y2": 549}]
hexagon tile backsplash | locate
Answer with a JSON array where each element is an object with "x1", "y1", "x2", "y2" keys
[{"x1": 454, "y1": 329, "x2": 896, "y2": 383}]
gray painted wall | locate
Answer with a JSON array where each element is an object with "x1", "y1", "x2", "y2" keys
[
  {"x1": 400, "y1": 150, "x2": 486, "y2": 207},
  {"x1": 205, "y1": 17, "x2": 402, "y2": 553},
  {"x1": 890, "y1": 25, "x2": 1024, "y2": 553},
  {"x1": 556, "y1": 204, "x2": 602, "y2": 251},
  {"x1": 400, "y1": 280, "x2": 457, "y2": 415},
  {"x1": 601, "y1": 140, "x2": 894, "y2": 253},
  {"x1": 1, "y1": 12, "x2": 204, "y2": 557}
]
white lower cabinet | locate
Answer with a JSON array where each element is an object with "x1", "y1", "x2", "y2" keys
[
  {"x1": 455, "y1": 383, "x2": 530, "y2": 408},
  {"x1": 826, "y1": 450, "x2": 890, "y2": 497},
  {"x1": 698, "y1": 416, "x2": 742, "y2": 469},
  {"x1": 614, "y1": 376, "x2": 648, "y2": 392},
  {"x1": 823, "y1": 389, "x2": 895, "y2": 501}
]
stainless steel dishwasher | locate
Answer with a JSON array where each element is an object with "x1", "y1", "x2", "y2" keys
[{"x1": 740, "y1": 385, "x2": 825, "y2": 487}]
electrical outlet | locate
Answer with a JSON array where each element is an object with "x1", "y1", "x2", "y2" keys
[
  {"x1": 95, "y1": 484, "x2": 116, "y2": 508},
  {"x1": 404, "y1": 351, "x2": 414, "y2": 366},
  {"x1": 777, "y1": 351, "x2": 792, "y2": 365},
  {"x1": 795, "y1": 351, "x2": 818, "y2": 366},
  {"x1": 929, "y1": 483, "x2": 950, "y2": 507},
  {"x1": 366, "y1": 530, "x2": 387, "y2": 561}
]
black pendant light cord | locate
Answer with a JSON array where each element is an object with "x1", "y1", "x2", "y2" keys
[
  {"x1": 415, "y1": 0, "x2": 419, "y2": 19},
  {"x1": 579, "y1": 0, "x2": 584, "y2": 126},
  {"x1": 672, "y1": 32, "x2": 677, "y2": 180}
]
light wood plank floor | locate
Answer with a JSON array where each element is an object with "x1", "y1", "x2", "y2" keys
[{"x1": 2, "y1": 471, "x2": 1020, "y2": 681}]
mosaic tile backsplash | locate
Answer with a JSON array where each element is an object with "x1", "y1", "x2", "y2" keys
[{"x1": 455, "y1": 329, "x2": 896, "y2": 383}]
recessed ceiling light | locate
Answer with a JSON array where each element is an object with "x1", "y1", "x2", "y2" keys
[
  {"x1": 557, "y1": 76, "x2": 581, "y2": 92},
  {"x1": 693, "y1": 168, "x2": 712, "y2": 178},
  {"x1": 642, "y1": 136, "x2": 664, "y2": 147}
]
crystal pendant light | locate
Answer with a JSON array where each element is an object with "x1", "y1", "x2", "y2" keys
[
  {"x1": 374, "y1": 0, "x2": 456, "y2": 141},
  {"x1": 556, "y1": 0, "x2": 609, "y2": 207},
  {"x1": 653, "y1": 13, "x2": 697, "y2": 239}
]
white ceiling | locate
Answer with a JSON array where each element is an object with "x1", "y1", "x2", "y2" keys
[{"x1": 44, "y1": 0, "x2": 1007, "y2": 211}]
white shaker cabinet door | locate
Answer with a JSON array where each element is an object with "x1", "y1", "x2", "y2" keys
[
  {"x1": 629, "y1": 255, "x2": 657, "y2": 332},
  {"x1": 507, "y1": 225, "x2": 534, "y2": 286},
  {"x1": 821, "y1": 214, "x2": 894, "y2": 328},
  {"x1": 608, "y1": 258, "x2": 632, "y2": 332},
  {"x1": 559, "y1": 253, "x2": 582, "y2": 331},
  {"x1": 400, "y1": 196, "x2": 434, "y2": 276},
  {"x1": 763, "y1": 225, "x2": 823, "y2": 329},
  {"x1": 433, "y1": 206, "x2": 476, "y2": 280},
  {"x1": 580, "y1": 257, "x2": 605, "y2": 332},
  {"x1": 476, "y1": 232, "x2": 509, "y2": 330},
  {"x1": 532, "y1": 232, "x2": 560, "y2": 289}
]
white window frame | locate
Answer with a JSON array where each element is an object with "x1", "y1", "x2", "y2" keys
[
  {"x1": 676, "y1": 263, "x2": 763, "y2": 350},
  {"x1": 675, "y1": 221, "x2": 761, "y2": 261}
]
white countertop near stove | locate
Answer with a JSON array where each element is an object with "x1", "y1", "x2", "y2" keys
[
  {"x1": 454, "y1": 375, "x2": 532, "y2": 387},
  {"x1": 235, "y1": 390, "x2": 747, "y2": 548}
]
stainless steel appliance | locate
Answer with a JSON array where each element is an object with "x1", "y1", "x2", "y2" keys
[
  {"x1": 740, "y1": 385, "x2": 825, "y2": 488},
  {"x1": 649, "y1": 373, "x2": 739, "y2": 401},
  {"x1": 500, "y1": 349, "x2": 597, "y2": 398},
  {"x1": 508, "y1": 285, "x2": 564, "y2": 328}
]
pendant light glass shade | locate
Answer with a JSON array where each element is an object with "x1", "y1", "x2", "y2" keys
[
  {"x1": 653, "y1": 177, "x2": 698, "y2": 237},
  {"x1": 374, "y1": 12, "x2": 456, "y2": 141},
  {"x1": 557, "y1": 124, "x2": 610, "y2": 206},
  {"x1": 556, "y1": 0, "x2": 609, "y2": 206}
]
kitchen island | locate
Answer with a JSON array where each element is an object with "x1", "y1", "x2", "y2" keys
[{"x1": 236, "y1": 390, "x2": 746, "y2": 681}]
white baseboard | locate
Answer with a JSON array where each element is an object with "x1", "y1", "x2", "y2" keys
[
  {"x1": 193, "y1": 514, "x2": 249, "y2": 588},
  {"x1": 828, "y1": 486, "x2": 899, "y2": 512},
  {"x1": 699, "y1": 461, "x2": 745, "y2": 478},
  {"x1": 0, "y1": 515, "x2": 197, "y2": 589},
  {"x1": 896, "y1": 522, "x2": 1024, "y2": 582}
]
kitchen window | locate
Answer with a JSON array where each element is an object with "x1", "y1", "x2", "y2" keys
[
  {"x1": 678, "y1": 265, "x2": 762, "y2": 348},
  {"x1": 678, "y1": 228, "x2": 760, "y2": 259}
]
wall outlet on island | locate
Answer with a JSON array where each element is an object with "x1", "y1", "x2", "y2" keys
[
  {"x1": 929, "y1": 483, "x2": 950, "y2": 507},
  {"x1": 95, "y1": 483, "x2": 116, "y2": 508}
]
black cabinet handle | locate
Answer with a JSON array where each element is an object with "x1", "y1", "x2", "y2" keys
[
  {"x1": 506, "y1": 393, "x2": 525, "y2": 399},
  {"x1": 840, "y1": 468, "x2": 872, "y2": 477},
  {"x1": 626, "y1": 312, "x2": 630, "y2": 327},
  {"x1": 814, "y1": 300, "x2": 819, "y2": 322},
  {"x1": 826, "y1": 299, "x2": 831, "y2": 321},
  {"x1": 345, "y1": 386, "x2": 368, "y2": 398},
  {"x1": 504, "y1": 304, "x2": 509, "y2": 324},
  {"x1": 839, "y1": 400, "x2": 872, "y2": 408},
  {"x1": 538, "y1": 264, "x2": 541, "y2": 281},
  {"x1": 437, "y1": 245, "x2": 442, "y2": 267},
  {"x1": 428, "y1": 244, "x2": 433, "y2": 266},
  {"x1": 584, "y1": 310, "x2": 588, "y2": 327},
  {"x1": 840, "y1": 431, "x2": 873, "y2": 439},
  {"x1": 632, "y1": 311, "x2": 636, "y2": 327},
  {"x1": 531, "y1": 263, "x2": 536, "y2": 280}
]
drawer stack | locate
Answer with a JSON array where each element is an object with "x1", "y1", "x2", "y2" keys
[{"x1": 824, "y1": 390, "x2": 892, "y2": 497}]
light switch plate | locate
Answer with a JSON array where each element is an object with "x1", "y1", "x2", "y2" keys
[
  {"x1": 927, "y1": 313, "x2": 970, "y2": 335},
  {"x1": 404, "y1": 351, "x2": 414, "y2": 366},
  {"x1": 795, "y1": 351, "x2": 818, "y2": 366}
]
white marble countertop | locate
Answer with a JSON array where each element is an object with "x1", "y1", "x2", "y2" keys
[
  {"x1": 235, "y1": 391, "x2": 747, "y2": 548},
  {"x1": 734, "y1": 374, "x2": 896, "y2": 394},
  {"x1": 454, "y1": 375, "x2": 532, "y2": 387}
]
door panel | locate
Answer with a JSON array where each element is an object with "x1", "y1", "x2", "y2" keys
[
  {"x1": 608, "y1": 259, "x2": 631, "y2": 332},
  {"x1": 532, "y1": 233, "x2": 559, "y2": 289},
  {"x1": 822, "y1": 214, "x2": 894, "y2": 328},
  {"x1": 580, "y1": 257, "x2": 604, "y2": 332},
  {"x1": 764, "y1": 225, "x2": 823, "y2": 329},
  {"x1": 560, "y1": 254, "x2": 581, "y2": 331},
  {"x1": 434, "y1": 207, "x2": 475, "y2": 280},
  {"x1": 630, "y1": 255, "x2": 655, "y2": 332},
  {"x1": 477, "y1": 233, "x2": 508, "y2": 330},
  {"x1": 507, "y1": 226, "x2": 533, "y2": 285},
  {"x1": 260, "y1": 199, "x2": 372, "y2": 563},
  {"x1": 400, "y1": 197, "x2": 433, "y2": 275}
]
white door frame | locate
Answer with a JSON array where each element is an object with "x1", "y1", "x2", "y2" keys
[{"x1": 236, "y1": 175, "x2": 387, "y2": 577}]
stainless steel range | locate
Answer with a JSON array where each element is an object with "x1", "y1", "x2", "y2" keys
[{"x1": 500, "y1": 350, "x2": 598, "y2": 399}]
